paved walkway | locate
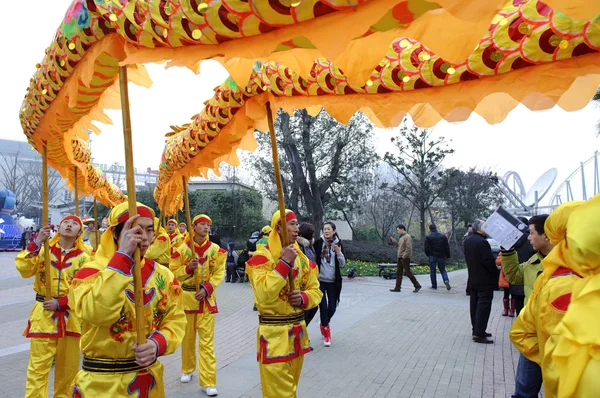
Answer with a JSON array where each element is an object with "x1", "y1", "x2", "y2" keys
[{"x1": 0, "y1": 251, "x2": 521, "y2": 397}]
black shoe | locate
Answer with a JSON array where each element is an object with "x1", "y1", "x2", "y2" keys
[
  {"x1": 429, "y1": 286, "x2": 437, "y2": 290},
  {"x1": 472, "y1": 336, "x2": 494, "y2": 344},
  {"x1": 225, "y1": 280, "x2": 231, "y2": 283},
  {"x1": 413, "y1": 286, "x2": 422, "y2": 293},
  {"x1": 472, "y1": 332, "x2": 492, "y2": 337},
  {"x1": 390, "y1": 289, "x2": 401, "y2": 292},
  {"x1": 444, "y1": 281, "x2": 451, "y2": 291}
]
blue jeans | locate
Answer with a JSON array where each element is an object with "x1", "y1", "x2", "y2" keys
[
  {"x1": 428, "y1": 256, "x2": 449, "y2": 288},
  {"x1": 512, "y1": 354, "x2": 542, "y2": 398}
]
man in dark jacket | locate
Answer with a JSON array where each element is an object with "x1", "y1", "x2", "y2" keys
[
  {"x1": 424, "y1": 224, "x2": 451, "y2": 290},
  {"x1": 464, "y1": 220, "x2": 497, "y2": 344}
]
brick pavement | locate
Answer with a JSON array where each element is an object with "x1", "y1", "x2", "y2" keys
[{"x1": 0, "y1": 251, "x2": 524, "y2": 398}]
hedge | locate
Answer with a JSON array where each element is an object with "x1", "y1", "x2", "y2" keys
[
  {"x1": 340, "y1": 239, "x2": 464, "y2": 265},
  {"x1": 343, "y1": 260, "x2": 467, "y2": 277}
]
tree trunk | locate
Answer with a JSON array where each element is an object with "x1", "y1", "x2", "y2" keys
[{"x1": 419, "y1": 207, "x2": 426, "y2": 240}]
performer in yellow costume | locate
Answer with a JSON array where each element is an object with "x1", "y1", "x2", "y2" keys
[
  {"x1": 166, "y1": 219, "x2": 182, "y2": 255},
  {"x1": 544, "y1": 194, "x2": 600, "y2": 398},
  {"x1": 146, "y1": 218, "x2": 171, "y2": 267},
  {"x1": 82, "y1": 217, "x2": 99, "y2": 250},
  {"x1": 509, "y1": 200, "x2": 585, "y2": 398},
  {"x1": 16, "y1": 215, "x2": 90, "y2": 398},
  {"x1": 169, "y1": 214, "x2": 225, "y2": 396},
  {"x1": 246, "y1": 209, "x2": 322, "y2": 398},
  {"x1": 256, "y1": 225, "x2": 271, "y2": 251},
  {"x1": 179, "y1": 222, "x2": 189, "y2": 241},
  {"x1": 69, "y1": 202, "x2": 186, "y2": 398}
]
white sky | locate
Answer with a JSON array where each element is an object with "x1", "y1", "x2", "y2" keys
[{"x1": 2, "y1": 1, "x2": 598, "y2": 203}]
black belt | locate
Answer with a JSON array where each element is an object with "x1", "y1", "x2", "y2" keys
[
  {"x1": 259, "y1": 313, "x2": 305, "y2": 325},
  {"x1": 36, "y1": 294, "x2": 59, "y2": 303},
  {"x1": 82, "y1": 356, "x2": 153, "y2": 373},
  {"x1": 182, "y1": 284, "x2": 198, "y2": 292}
]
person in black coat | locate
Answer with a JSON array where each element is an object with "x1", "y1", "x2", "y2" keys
[
  {"x1": 464, "y1": 220, "x2": 498, "y2": 344},
  {"x1": 424, "y1": 224, "x2": 451, "y2": 290},
  {"x1": 506, "y1": 217, "x2": 536, "y2": 316},
  {"x1": 305, "y1": 222, "x2": 345, "y2": 347}
]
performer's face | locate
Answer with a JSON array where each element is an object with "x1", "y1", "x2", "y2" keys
[
  {"x1": 179, "y1": 224, "x2": 186, "y2": 233},
  {"x1": 137, "y1": 217, "x2": 155, "y2": 257},
  {"x1": 194, "y1": 222, "x2": 210, "y2": 237},
  {"x1": 59, "y1": 219, "x2": 82, "y2": 238},
  {"x1": 167, "y1": 223, "x2": 176, "y2": 234},
  {"x1": 277, "y1": 218, "x2": 299, "y2": 243},
  {"x1": 86, "y1": 222, "x2": 96, "y2": 232}
]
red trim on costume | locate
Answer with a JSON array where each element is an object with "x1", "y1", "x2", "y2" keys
[
  {"x1": 552, "y1": 267, "x2": 582, "y2": 278},
  {"x1": 141, "y1": 259, "x2": 156, "y2": 287},
  {"x1": 550, "y1": 293, "x2": 573, "y2": 312},
  {"x1": 202, "y1": 282, "x2": 214, "y2": 296},
  {"x1": 116, "y1": 207, "x2": 154, "y2": 223},
  {"x1": 258, "y1": 323, "x2": 311, "y2": 364},
  {"x1": 26, "y1": 241, "x2": 39, "y2": 253},
  {"x1": 65, "y1": 331, "x2": 81, "y2": 338},
  {"x1": 308, "y1": 260, "x2": 317, "y2": 269},
  {"x1": 247, "y1": 255, "x2": 268, "y2": 267},
  {"x1": 57, "y1": 296, "x2": 69, "y2": 310},
  {"x1": 172, "y1": 278, "x2": 180, "y2": 286},
  {"x1": 300, "y1": 292, "x2": 309, "y2": 309},
  {"x1": 171, "y1": 251, "x2": 181, "y2": 259},
  {"x1": 74, "y1": 267, "x2": 100, "y2": 280},
  {"x1": 218, "y1": 248, "x2": 226, "y2": 254},
  {"x1": 149, "y1": 331, "x2": 167, "y2": 357},
  {"x1": 185, "y1": 264, "x2": 194, "y2": 275},
  {"x1": 157, "y1": 236, "x2": 167, "y2": 242},
  {"x1": 60, "y1": 215, "x2": 83, "y2": 228},
  {"x1": 107, "y1": 252, "x2": 135, "y2": 277},
  {"x1": 274, "y1": 260, "x2": 292, "y2": 279}
]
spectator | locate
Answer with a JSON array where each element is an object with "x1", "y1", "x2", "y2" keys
[
  {"x1": 390, "y1": 224, "x2": 421, "y2": 293},
  {"x1": 424, "y1": 224, "x2": 451, "y2": 290},
  {"x1": 496, "y1": 253, "x2": 512, "y2": 317},
  {"x1": 311, "y1": 222, "x2": 346, "y2": 346},
  {"x1": 246, "y1": 231, "x2": 260, "y2": 256},
  {"x1": 505, "y1": 216, "x2": 535, "y2": 317},
  {"x1": 464, "y1": 220, "x2": 497, "y2": 344},
  {"x1": 297, "y1": 222, "x2": 316, "y2": 263},
  {"x1": 208, "y1": 226, "x2": 222, "y2": 248},
  {"x1": 225, "y1": 242, "x2": 239, "y2": 283}
]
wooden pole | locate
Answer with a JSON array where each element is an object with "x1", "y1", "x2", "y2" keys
[
  {"x1": 42, "y1": 142, "x2": 52, "y2": 301},
  {"x1": 157, "y1": 196, "x2": 167, "y2": 234},
  {"x1": 119, "y1": 65, "x2": 146, "y2": 345},
  {"x1": 93, "y1": 198, "x2": 99, "y2": 250},
  {"x1": 74, "y1": 167, "x2": 79, "y2": 217},
  {"x1": 182, "y1": 177, "x2": 200, "y2": 293},
  {"x1": 265, "y1": 102, "x2": 294, "y2": 290}
]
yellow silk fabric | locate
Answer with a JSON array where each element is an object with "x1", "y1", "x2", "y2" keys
[
  {"x1": 181, "y1": 312, "x2": 217, "y2": 388},
  {"x1": 16, "y1": 241, "x2": 90, "y2": 337},
  {"x1": 259, "y1": 356, "x2": 304, "y2": 398},
  {"x1": 146, "y1": 218, "x2": 171, "y2": 266},
  {"x1": 169, "y1": 239, "x2": 226, "y2": 312},
  {"x1": 26, "y1": 336, "x2": 79, "y2": 398},
  {"x1": 550, "y1": 194, "x2": 600, "y2": 397}
]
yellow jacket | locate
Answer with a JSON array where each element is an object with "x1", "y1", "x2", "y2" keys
[
  {"x1": 169, "y1": 238, "x2": 226, "y2": 314},
  {"x1": 16, "y1": 240, "x2": 90, "y2": 338},
  {"x1": 146, "y1": 225, "x2": 171, "y2": 266},
  {"x1": 82, "y1": 230, "x2": 99, "y2": 251},
  {"x1": 69, "y1": 254, "x2": 186, "y2": 360},
  {"x1": 246, "y1": 245, "x2": 322, "y2": 364}
]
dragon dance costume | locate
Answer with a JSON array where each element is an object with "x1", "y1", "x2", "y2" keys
[
  {"x1": 146, "y1": 218, "x2": 171, "y2": 267},
  {"x1": 69, "y1": 202, "x2": 186, "y2": 398},
  {"x1": 15, "y1": 215, "x2": 90, "y2": 398},
  {"x1": 169, "y1": 214, "x2": 226, "y2": 389},
  {"x1": 167, "y1": 219, "x2": 183, "y2": 256},
  {"x1": 246, "y1": 210, "x2": 322, "y2": 398}
]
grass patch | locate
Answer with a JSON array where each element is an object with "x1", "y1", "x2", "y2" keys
[{"x1": 343, "y1": 260, "x2": 467, "y2": 277}]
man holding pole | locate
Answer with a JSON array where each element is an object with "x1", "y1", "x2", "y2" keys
[
  {"x1": 69, "y1": 202, "x2": 186, "y2": 397},
  {"x1": 179, "y1": 222, "x2": 189, "y2": 241},
  {"x1": 16, "y1": 215, "x2": 90, "y2": 398},
  {"x1": 167, "y1": 219, "x2": 182, "y2": 254},
  {"x1": 246, "y1": 209, "x2": 322, "y2": 398},
  {"x1": 169, "y1": 214, "x2": 226, "y2": 396},
  {"x1": 82, "y1": 217, "x2": 99, "y2": 250}
]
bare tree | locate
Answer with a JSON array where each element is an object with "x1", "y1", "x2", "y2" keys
[{"x1": 0, "y1": 151, "x2": 28, "y2": 211}]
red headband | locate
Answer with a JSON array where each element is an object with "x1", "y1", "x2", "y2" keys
[
  {"x1": 285, "y1": 211, "x2": 297, "y2": 222},
  {"x1": 167, "y1": 220, "x2": 177, "y2": 225},
  {"x1": 193, "y1": 216, "x2": 212, "y2": 225},
  {"x1": 60, "y1": 215, "x2": 83, "y2": 228},
  {"x1": 116, "y1": 207, "x2": 154, "y2": 224},
  {"x1": 179, "y1": 223, "x2": 186, "y2": 227}
]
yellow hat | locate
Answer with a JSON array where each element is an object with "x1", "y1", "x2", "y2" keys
[
  {"x1": 261, "y1": 225, "x2": 272, "y2": 235},
  {"x1": 192, "y1": 214, "x2": 212, "y2": 225},
  {"x1": 95, "y1": 202, "x2": 155, "y2": 267},
  {"x1": 167, "y1": 219, "x2": 178, "y2": 225}
]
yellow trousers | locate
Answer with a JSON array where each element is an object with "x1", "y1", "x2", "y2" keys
[
  {"x1": 181, "y1": 312, "x2": 216, "y2": 387},
  {"x1": 71, "y1": 361, "x2": 165, "y2": 398},
  {"x1": 259, "y1": 356, "x2": 304, "y2": 398},
  {"x1": 25, "y1": 336, "x2": 80, "y2": 398}
]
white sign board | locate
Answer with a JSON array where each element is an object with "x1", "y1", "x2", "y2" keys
[{"x1": 481, "y1": 207, "x2": 527, "y2": 250}]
